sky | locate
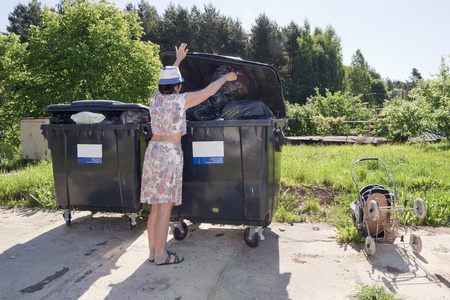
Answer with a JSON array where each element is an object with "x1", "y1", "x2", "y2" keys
[{"x1": 1, "y1": 0, "x2": 450, "y2": 81}]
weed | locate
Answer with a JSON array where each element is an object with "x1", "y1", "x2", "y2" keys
[
  {"x1": 302, "y1": 196, "x2": 320, "y2": 214},
  {"x1": 0, "y1": 143, "x2": 37, "y2": 172},
  {"x1": 274, "y1": 190, "x2": 299, "y2": 223},
  {"x1": 350, "y1": 281, "x2": 404, "y2": 300},
  {"x1": 274, "y1": 205, "x2": 299, "y2": 223},
  {"x1": 0, "y1": 160, "x2": 56, "y2": 209},
  {"x1": 335, "y1": 220, "x2": 364, "y2": 245}
]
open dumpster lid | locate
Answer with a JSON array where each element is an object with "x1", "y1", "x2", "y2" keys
[
  {"x1": 160, "y1": 52, "x2": 286, "y2": 118},
  {"x1": 46, "y1": 100, "x2": 148, "y2": 113}
]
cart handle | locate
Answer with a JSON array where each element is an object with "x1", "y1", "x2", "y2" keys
[
  {"x1": 358, "y1": 157, "x2": 379, "y2": 161},
  {"x1": 351, "y1": 157, "x2": 398, "y2": 201}
]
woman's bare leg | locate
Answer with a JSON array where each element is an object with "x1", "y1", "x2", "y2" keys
[
  {"x1": 147, "y1": 204, "x2": 158, "y2": 261},
  {"x1": 154, "y1": 202, "x2": 174, "y2": 253}
]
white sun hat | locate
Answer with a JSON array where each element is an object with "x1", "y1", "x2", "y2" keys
[{"x1": 158, "y1": 66, "x2": 185, "y2": 85}]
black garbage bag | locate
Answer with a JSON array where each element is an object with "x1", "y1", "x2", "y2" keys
[
  {"x1": 186, "y1": 99, "x2": 221, "y2": 121},
  {"x1": 221, "y1": 100, "x2": 274, "y2": 120},
  {"x1": 49, "y1": 113, "x2": 76, "y2": 124},
  {"x1": 186, "y1": 105, "x2": 221, "y2": 121},
  {"x1": 209, "y1": 65, "x2": 249, "y2": 110}
]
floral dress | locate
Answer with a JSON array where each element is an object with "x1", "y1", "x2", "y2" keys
[{"x1": 140, "y1": 91, "x2": 187, "y2": 206}]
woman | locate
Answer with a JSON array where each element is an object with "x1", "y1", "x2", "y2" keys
[{"x1": 141, "y1": 43, "x2": 237, "y2": 265}]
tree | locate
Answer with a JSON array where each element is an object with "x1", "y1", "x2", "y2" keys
[
  {"x1": 160, "y1": 4, "x2": 193, "y2": 52},
  {"x1": 0, "y1": 34, "x2": 28, "y2": 145},
  {"x1": 2, "y1": 0, "x2": 162, "y2": 146},
  {"x1": 188, "y1": 4, "x2": 247, "y2": 57},
  {"x1": 344, "y1": 50, "x2": 372, "y2": 104},
  {"x1": 402, "y1": 67, "x2": 423, "y2": 91},
  {"x1": 410, "y1": 68, "x2": 423, "y2": 84},
  {"x1": 383, "y1": 56, "x2": 450, "y2": 141},
  {"x1": 370, "y1": 78, "x2": 388, "y2": 107},
  {"x1": 291, "y1": 21, "x2": 344, "y2": 105},
  {"x1": 125, "y1": 0, "x2": 162, "y2": 44},
  {"x1": 282, "y1": 21, "x2": 300, "y2": 76},
  {"x1": 6, "y1": 0, "x2": 43, "y2": 43},
  {"x1": 26, "y1": 0, "x2": 161, "y2": 103},
  {"x1": 409, "y1": 58, "x2": 450, "y2": 139},
  {"x1": 195, "y1": 4, "x2": 226, "y2": 53},
  {"x1": 282, "y1": 21, "x2": 301, "y2": 100},
  {"x1": 248, "y1": 13, "x2": 285, "y2": 70},
  {"x1": 220, "y1": 18, "x2": 248, "y2": 58}
]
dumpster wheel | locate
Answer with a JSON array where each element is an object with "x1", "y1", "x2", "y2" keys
[
  {"x1": 244, "y1": 228, "x2": 260, "y2": 248},
  {"x1": 173, "y1": 221, "x2": 188, "y2": 241},
  {"x1": 128, "y1": 213, "x2": 138, "y2": 230},
  {"x1": 63, "y1": 209, "x2": 71, "y2": 226}
]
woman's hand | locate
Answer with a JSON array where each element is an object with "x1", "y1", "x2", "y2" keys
[
  {"x1": 224, "y1": 72, "x2": 238, "y2": 82},
  {"x1": 173, "y1": 43, "x2": 188, "y2": 66},
  {"x1": 185, "y1": 72, "x2": 237, "y2": 110}
]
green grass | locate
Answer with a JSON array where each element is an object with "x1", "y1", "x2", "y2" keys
[
  {"x1": 0, "y1": 142, "x2": 37, "y2": 172},
  {"x1": 350, "y1": 283, "x2": 403, "y2": 300},
  {"x1": 0, "y1": 160, "x2": 56, "y2": 209},
  {"x1": 279, "y1": 141, "x2": 450, "y2": 228},
  {"x1": 274, "y1": 190, "x2": 300, "y2": 223}
]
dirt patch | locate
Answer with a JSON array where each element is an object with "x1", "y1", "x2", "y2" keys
[{"x1": 284, "y1": 185, "x2": 341, "y2": 206}]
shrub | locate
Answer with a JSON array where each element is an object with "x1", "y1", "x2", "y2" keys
[
  {"x1": 381, "y1": 55, "x2": 450, "y2": 142},
  {"x1": 285, "y1": 88, "x2": 369, "y2": 136}
]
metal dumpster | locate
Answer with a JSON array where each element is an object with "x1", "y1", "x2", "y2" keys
[
  {"x1": 162, "y1": 53, "x2": 288, "y2": 247},
  {"x1": 41, "y1": 100, "x2": 150, "y2": 228}
]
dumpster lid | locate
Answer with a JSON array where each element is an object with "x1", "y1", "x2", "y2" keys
[
  {"x1": 46, "y1": 100, "x2": 148, "y2": 113},
  {"x1": 160, "y1": 52, "x2": 286, "y2": 118}
]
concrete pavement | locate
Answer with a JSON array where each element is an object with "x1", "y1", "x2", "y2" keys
[{"x1": 0, "y1": 208, "x2": 449, "y2": 299}]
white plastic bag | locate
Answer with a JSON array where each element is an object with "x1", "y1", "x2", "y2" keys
[{"x1": 70, "y1": 111, "x2": 106, "y2": 124}]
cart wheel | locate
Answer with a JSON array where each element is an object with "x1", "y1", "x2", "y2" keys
[
  {"x1": 365, "y1": 236, "x2": 376, "y2": 256},
  {"x1": 410, "y1": 234, "x2": 422, "y2": 253},
  {"x1": 413, "y1": 198, "x2": 427, "y2": 219},
  {"x1": 244, "y1": 228, "x2": 260, "y2": 248},
  {"x1": 173, "y1": 222, "x2": 188, "y2": 241},
  {"x1": 367, "y1": 200, "x2": 379, "y2": 221}
]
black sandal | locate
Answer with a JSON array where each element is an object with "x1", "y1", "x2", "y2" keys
[{"x1": 155, "y1": 250, "x2": 184, "y2": 265}]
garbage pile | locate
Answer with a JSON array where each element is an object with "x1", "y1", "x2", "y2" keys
[
  {"x1": 49, "y1": 109, "x2": 149, "y2": 124},
  {"x1": 187, "y1": 65, "x2": 274, "y2": 121}
]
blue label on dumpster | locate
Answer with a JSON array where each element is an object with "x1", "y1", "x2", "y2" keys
[
  {"x1": 192, "y1": 141, "x2": 224, "y2": 165},
  {"x1": 77, "y1": 144, "x2": 102, "y2": 164}
]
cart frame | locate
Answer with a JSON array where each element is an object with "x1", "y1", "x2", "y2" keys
[{"x1": 350, "y1": 157, "x2": 426, "y2": 255}]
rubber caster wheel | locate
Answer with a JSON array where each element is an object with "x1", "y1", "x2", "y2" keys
[
  {"x1": 64, "y1": 213, "x2": 71, "y2": 226},
  {"x1": 410, "y1": 234, "x2": 422, "y2": 253},
  {"x1": 367, "y1": 200, "x2": 379, "y2": 221},
  {"x1": 173, "y1": 222, "x2": 188, "y2": 241},
  {"x1": 244, "y1": 228, "x2": 260, "y2": 248},
  {"x1": 414, "y1": 198, "x2": 427, "y2": 219},
  {"x1": 365, "y1": 236, "x2": 376, "y2": 256}
]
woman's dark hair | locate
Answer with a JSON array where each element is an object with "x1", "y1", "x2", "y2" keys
[{"x1": 159, "y1": 83, "x2": 181, "y2": 95}]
